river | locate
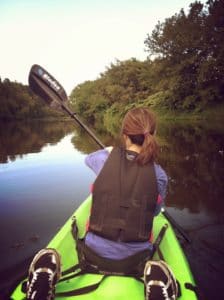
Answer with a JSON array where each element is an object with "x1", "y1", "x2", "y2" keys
[{"x1": 0, "y1": 119, "x2": 223, "y2": 299}]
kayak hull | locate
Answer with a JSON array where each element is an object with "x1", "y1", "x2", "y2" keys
[{"x1": 11, "y1": 195, "x2": 197, "y2": 299}]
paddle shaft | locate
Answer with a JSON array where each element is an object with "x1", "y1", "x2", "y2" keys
[
  {"x1": 61, "y1": 103, "x2": 105, "y2": 149},
  {"x1": 162, "y1": 209, "x2": 191, "y2": 243}
]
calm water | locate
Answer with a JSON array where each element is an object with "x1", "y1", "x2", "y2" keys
[{"x1": 0, "y1": 119, "x2": 224, "y2": 299}]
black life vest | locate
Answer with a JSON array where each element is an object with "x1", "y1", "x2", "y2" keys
[{"x1": 89, "y1": 147, "x2": 158, "y2": 242}]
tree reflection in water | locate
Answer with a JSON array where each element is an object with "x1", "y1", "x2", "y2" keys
[
  {"x1": 157, "y1": 121, "x2": 224, "y2": 216},
  {"x1": 0, "y1": 120, "x2": 75, "y2": 163}
]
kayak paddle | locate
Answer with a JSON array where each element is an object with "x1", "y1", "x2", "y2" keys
[
  {"x1": 28, "y1": 64, "x2": 191, "y2": 243},
  {"x1": 29, "y1": 65, "x2": 105, "y2": 149}
]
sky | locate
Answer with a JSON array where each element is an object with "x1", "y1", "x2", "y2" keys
[{"x1": 0, "y1": 0, "x2": 205, "y2": 94}]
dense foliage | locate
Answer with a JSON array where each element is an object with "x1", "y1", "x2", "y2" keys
[
  {"x1": 70, "y1": 0, "x2": 224, "y2": 135},
  {"x1": 0, "y1": 78, "x2": 62, "y2": 120}
]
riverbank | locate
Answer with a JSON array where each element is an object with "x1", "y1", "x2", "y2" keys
[
  {"x1": 155, "y1": 103, "x2": 224, "y2": 122},
  {"x1": 100, "y1": 102, "x2": 224, "y2": 137}
]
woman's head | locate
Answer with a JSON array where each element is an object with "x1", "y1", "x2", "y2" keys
[{"x1": 121, "y1": 107, "x2": 158, "y2": 165}]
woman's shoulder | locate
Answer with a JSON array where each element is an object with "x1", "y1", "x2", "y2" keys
[{"x1": 85, "y1": 147, "x2": 113, "y2": 175}]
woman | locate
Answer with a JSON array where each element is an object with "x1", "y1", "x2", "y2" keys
[{"x1": 85, "y1": 107, "x2": 168, "y2": 260}]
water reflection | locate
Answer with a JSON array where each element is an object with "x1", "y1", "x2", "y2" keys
[
  {"x1": 0, "y1": 120, "x2": 75, "y2": 163},
  {"x1": 157, "y1": 121, "x2": 224, "y2": 216},
  {"x1": 71, "y1": 126, "x2": 115, "y2": 154}
]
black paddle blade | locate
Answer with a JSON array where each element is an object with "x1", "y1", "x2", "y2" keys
[{"x1": 28, "y1": 64, "x2": 68, "y2": 109}]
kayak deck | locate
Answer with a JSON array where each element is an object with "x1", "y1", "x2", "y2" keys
[{"x1": 11, "y1": 195, "x2": 197, "y2": 299}]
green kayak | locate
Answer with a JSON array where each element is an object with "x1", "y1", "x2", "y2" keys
[{"x1": 11, "y1": 195, "x2": 197, "y2": 299}]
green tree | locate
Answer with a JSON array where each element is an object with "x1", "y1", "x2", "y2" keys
[
  {"x1": 144, "y1": 0, "x2": 224, "y2": 110},
  {"x1": 0, "y1": 79, "x2": 62, "y2": 120}
]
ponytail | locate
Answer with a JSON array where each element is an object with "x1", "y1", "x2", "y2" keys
[
  {"x1": 121, "y1": 107, "x2": 158, "y2": 165},
  {"x1": 136, "y1": 133, "x2": 158, "y2": 165}
]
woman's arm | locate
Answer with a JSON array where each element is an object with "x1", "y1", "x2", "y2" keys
[
  {"x1": 154, "y1": 163, "x2": 168, "y2": 216},
  {"x1": 85, "y1": 147, "x2": 112, "y2": 176}
]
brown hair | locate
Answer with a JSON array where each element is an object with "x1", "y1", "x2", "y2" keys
[{"x1": 121, "y1": 107, "x2": 158, "y2": 165}]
